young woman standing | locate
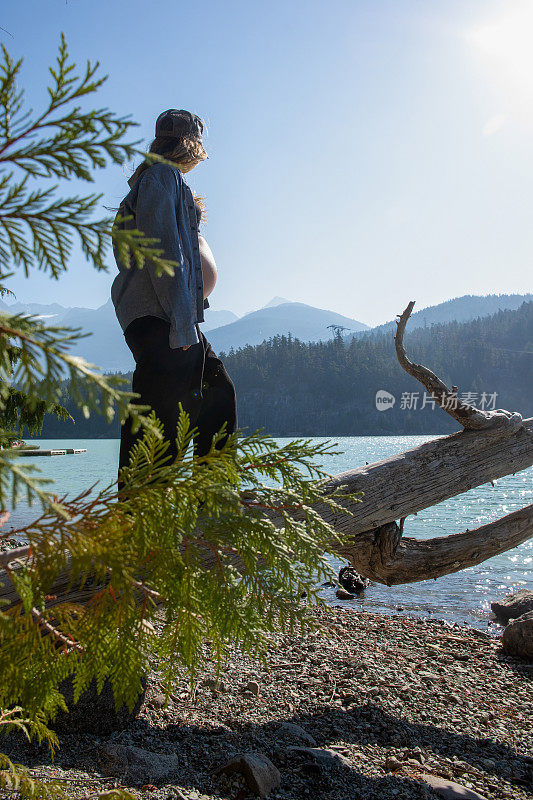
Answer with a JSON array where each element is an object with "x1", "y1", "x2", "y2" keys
[{"x1": 111, "y1": 109, "x2": 237, "y2": 489}]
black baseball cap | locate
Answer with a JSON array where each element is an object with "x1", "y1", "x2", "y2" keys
[{"x1": 155, "y1": 109, "x2": 204, "y2": 139}]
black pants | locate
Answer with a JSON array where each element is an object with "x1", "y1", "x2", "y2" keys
[{"x1": 118, "y1": 315, "x2": 237, "y2": 490}]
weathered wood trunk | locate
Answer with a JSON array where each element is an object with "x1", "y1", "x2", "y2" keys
[
  {"x1": 253, "y1": 415, "x2": 531, "y2": 533},
  {"x1": 249, "y1": 417, "x2": 533, "y2": 584}
]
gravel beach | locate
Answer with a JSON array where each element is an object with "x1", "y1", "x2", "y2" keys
[{"x1": 1, "y1": 604, "x2": 531, "y2": 800}]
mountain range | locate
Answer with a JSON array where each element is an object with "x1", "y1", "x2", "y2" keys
[
  {"x1": 37, "y1": 300, "x2": 533, "y2": 439},
  {"x1": 351, "y1": 293, "x2": 533, "y2": 339},
  {"x1": 0, "y1": 292, "x2": 531, "y2": 373}
]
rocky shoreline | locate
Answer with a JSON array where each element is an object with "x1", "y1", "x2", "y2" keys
[{"x1": 1, "y1": 605, "x2": 531, "y2": 800}]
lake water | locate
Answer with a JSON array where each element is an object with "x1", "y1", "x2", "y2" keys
[{"x1": 4, "y1": 436, "x2": 532, "y2": 632}]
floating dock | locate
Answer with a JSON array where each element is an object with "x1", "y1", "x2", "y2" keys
[{"x1": 16, "y1": 448, "x2": 87, "y2": 457}]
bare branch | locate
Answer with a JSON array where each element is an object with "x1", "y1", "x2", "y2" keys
[
  {"x1": 394, "y1": 301, "x2": 524, "y2": 430},
  {"x1": 30, "y1": 607, "x2": 83, "y2": 652}
]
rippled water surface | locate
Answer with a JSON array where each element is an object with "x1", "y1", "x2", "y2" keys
[{"x1": 5, "y1": 436, "x2": 532, "y2": 630}]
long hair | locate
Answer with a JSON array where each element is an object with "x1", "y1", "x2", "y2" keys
[{"x1": 130, "y1": 112, "x2": 208, "y2": 222}]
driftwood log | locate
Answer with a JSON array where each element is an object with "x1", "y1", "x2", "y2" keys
[
  {"x1": 256, "y1": 417, "x2": 533, "y2": 584},
  {"x1": 1, "y1": 301, "x2": 532, "y2": 600}
]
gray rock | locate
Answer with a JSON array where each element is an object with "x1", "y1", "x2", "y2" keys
[
  {"x1": 419, "y1": 671, "x2": 441, "y2": 681},
  {"x1": 420, "y1": 774, "x2": 488, "y2": 799},
  {"x1": 338, "y1": 566, "x2": 370, "y2": 593},
  {"x1": 286, "y1": 746, "x2": 350, "y2": 768},
  {"x1": 51, "y1": 675, "x2": 147, "y2": 735},
  {"x1": 491, "y1": 589, "x2": 533, "y2": 624},
  {"x1": 150, "y1": 692, "x2": 166, "y2": 709},
  {"x1": 202, "y1": 677, "x2": 227, "y2": 692},
  {"x1": 277, "y1": 722, "x2": 317, "y2": 747},
  {"x1": 502, "y1": 610, "x2": 533, "y2": 660},
  {"x1": 335, "y1": 588, "x2": 355, "y2": 600},
  {"x1": 215, "y1": 752, "x2": 281, "y2": 797},
  {"x1": 385, "y1": 755, "x2": 403, "y2": 772},
  {"x1": 98, "y1": 742, "x2": 179, "y2": 785}
]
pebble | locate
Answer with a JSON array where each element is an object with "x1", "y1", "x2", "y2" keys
[
  {"x1": 335, "y1": 588, "x2": 355, "y2": 600},
  {"x1": 245, "y1": 680, "x2": 260, "y2": 696},
  {"x1": 97, "y1": 743, "x2": 179, "y2": 785},
  {"x1": 214, "y1": 752, "x2": 281, "y2": 798},
  {"x1": 285, "y1": 746, "x2": 351, "y2": 768},
  {"x1": 150, "y1": 692, "x2": 166, "y2": 709},
  {"x1": 421, "y1": 774, "x2": 489, "y2": 799}
]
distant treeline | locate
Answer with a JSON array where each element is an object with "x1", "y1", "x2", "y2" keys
[{"x1": 34, "y1": 301, "x2": 533, "y2": 439}]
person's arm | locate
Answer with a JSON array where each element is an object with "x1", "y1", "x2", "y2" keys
[{"x1": 135, "y1": 170, "x2": 198, "y2": 348}]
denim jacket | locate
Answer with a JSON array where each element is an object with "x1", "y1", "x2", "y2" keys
[{"x1": 111, "y1": 162, "x2": 208, "y2": 348}]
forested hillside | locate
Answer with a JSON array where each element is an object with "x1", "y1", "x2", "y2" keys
[
  {"x1": 36, "y1": 302, "x2": 532, "y2": 438},
  {"x1": 352, "y1": 292, "x2": 532, "y2": 338}
]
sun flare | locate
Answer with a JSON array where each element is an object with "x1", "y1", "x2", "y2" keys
[{"x1": 468, "y1": 0, "x2": 533, "y2": 116}]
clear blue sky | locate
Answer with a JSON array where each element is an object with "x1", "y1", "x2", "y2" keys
[{"x1": 2, "y1": 0, "x2": 532, "y2": 325}]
